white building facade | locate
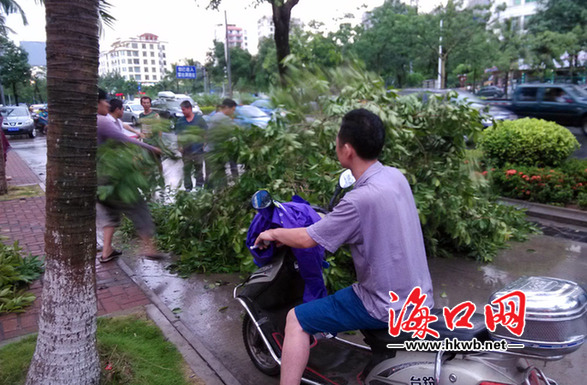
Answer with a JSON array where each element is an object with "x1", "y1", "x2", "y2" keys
[
  {"x1": 99, "y1": 33, "x2": 169, "y2": 86},
  {"x1": 214, "y1": 24, "x2": 249, "y2": 51}
]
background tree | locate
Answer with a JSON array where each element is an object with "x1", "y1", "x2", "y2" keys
[
  {"x1": 0, "y1": 35, "x2": 31, "y2": 105},
  {"x1": 0, "y1": 0, "x2": 27, "y2": 35},
  {"x1": 353, "y1": 0, "x2": 421, "y2": 88},
  {"x1": 528, "y1": 0, "x2": 587, "y2": 75},
  {"x1": 418, "y1": 0, "x2": 491, "y2": 88},
  {"x1": 200, "y1": 0, "x2": 300, "y2": 80},
  {"x1": 490, "y1": 17, "x2": 526, "y2": 97},
  {"x1": 25, "y1": 0, "x2": 101, "y2": 383}
]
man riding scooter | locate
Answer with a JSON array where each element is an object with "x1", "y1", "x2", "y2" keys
[{"x1": 254, "y1": 108, "x2": 434, "y2": 385}]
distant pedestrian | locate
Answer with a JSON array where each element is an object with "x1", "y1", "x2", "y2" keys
[
  {"x1": 207, "y1": 98, "x2": 239, "y2": 182},
  {"x1": 96, "y1": 89, "x2": 164, "y2": 262},
  {"x1": 0, "y1": 115, "x2": 11, "y2": 181},
  {"x1": 108, "y1": 98, "x2": 144, "y2": 138},
  {"x1": 175, "y1": 100, "x2": 208, "y2": 191},
  {"x1": 139, "y1": 96, "x2": 159, "y2": 139}
]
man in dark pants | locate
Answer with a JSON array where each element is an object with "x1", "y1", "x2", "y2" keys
[{"x1": 175, "y1": 100, "x2": 208, "y2": 191}]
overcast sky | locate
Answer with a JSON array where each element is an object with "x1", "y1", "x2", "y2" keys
[{"x1": 5, "y1": 0, "x2": 443, "y2": 64}]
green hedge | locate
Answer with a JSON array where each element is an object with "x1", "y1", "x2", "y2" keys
[
  {"x1": 490, "y1": 159, "x2": 587, "y2": 208},
  {"x1": 480, "y1": 118, "x2": 579, "y2": 167}
]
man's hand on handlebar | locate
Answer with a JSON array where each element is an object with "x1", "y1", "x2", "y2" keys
[{"x1": 254, "y1": 229, "x2": 283, "y2": 249}]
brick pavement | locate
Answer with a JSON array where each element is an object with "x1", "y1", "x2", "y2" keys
[{"x1": 0, "y1": 150, "x2": 151, "y2": 342}]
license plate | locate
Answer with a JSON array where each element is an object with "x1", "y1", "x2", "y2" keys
[{"x1": 8, "y1": 128, "x2": 19, "y2": 131}]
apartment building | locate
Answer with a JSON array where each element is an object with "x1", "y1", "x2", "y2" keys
[
  {"x1": 99, "y1": 33, "x2": 169, "y2": 86},
  {"x1": 214, "y1": 24, "x2": 249, "y2": 51}
]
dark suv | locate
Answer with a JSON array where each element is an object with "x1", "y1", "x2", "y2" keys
[{"x1": 509, "y1": 84, "x2": 587, "y2": 134}]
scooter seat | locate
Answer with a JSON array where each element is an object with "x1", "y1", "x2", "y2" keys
[{"x1": 362, "y1": 311, "x2": 490, "y2": 352}]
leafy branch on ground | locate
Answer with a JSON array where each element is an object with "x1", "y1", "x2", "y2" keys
[
  {"x1": 0, "y1": 241, "x2": 44, "y2": 314},
  {"x1": 119, "y1": 60, "x2": 540, "y2": 290}
]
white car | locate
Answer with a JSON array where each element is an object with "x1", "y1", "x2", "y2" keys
[{"x1": 122, "y1": 103, "x2": 143, "y2": 126}]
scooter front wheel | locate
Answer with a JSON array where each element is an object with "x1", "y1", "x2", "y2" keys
[{"x1": 242, "y1": 314, "x2": 280, "y2": 376}]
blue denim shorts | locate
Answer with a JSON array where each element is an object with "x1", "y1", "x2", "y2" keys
[{"x1": 295, "y1": 286, "x2": 388, "y2": 335}]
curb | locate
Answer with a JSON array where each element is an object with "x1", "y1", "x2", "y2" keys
[
  {"x1": 116, "y1": 258, "x2": 241, "y2": 385},
  {"x1": 499, "y1": 198, "x2": 587, "y2": 228}
]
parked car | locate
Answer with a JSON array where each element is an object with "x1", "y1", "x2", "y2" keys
[
  {"x1": 485, "y1": 83, "x2": 587, "y2": 134},
  {"x1": 152, "y1": 98, "x2": 202, "y2": 120},
  {"x1": 398, "y1": 88, "x2": 517, "y2": 127},
  {"x1": 250, "y1": 99, "x2": 274, "y2": 115},
  {"x1": 204, "y1": 105, "x2": 271, "y2": 129},
  {"x1": 121, "y1": 103, "x2": 143, "y2": 125},
  {"x1": 1, "y1": 105, "x2": 36, "y2": 138},
  {"x1": 476, "y1": 86, "x2": 505, "y2": 99},
  {"x1": 234, "y1": 105, "x2": 271, "y2": 128}
]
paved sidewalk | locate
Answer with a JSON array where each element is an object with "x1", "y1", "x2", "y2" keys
[{"x1": 0, "y1": 150, "x2": 151, "y2": 342}]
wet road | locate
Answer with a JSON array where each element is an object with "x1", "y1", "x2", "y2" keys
[
  {"x1": 7, "y1": 128, "x2": 587, "y2": 383},
  {"x1": 122, "y1": 234, "x2": 587, "y2": 385}
]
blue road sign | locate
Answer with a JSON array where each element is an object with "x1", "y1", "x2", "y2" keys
[{"x1": 176, "y1": 65, "x2": 197, "y2": 79}]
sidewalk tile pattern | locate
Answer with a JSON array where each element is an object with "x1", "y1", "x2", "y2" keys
[{"x1": 0, "y1": 150, "x2": 150, "y2": 342}]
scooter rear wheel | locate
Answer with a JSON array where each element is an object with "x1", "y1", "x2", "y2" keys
[{"x1": 242, "y1": 314, "x2": 280, "y2": 376}]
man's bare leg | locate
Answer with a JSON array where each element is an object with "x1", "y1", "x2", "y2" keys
[
  {"x1": 101, "y1": 226, "x2": 116, "y2": 260},
  {"x1": 280, "y1": 309, "x2": 311, "y2": 385}
]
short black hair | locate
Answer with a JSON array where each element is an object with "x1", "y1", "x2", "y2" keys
[
  {"x1": 221, "y1": 98, "x2": 237, "y2": 108},
  {"x1": 98, "y1": 88, "x2": 108, "y2": 101},
  {"x1": 109, "y1": 98, "x2": 123, "y2": 112},
  {"x1": 140, "y1": 96, "x2": 152, "y2": 104},
  {"x1": 180, "y1": 100, "x2": 192, "y2": 109},
  {"x1": 338, "y1": 109, "x2": 385, "y2": 160}
]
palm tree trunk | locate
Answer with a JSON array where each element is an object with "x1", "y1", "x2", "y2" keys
[{"x1": 25, "y1": 1, "x2": 100, "y2": 384}]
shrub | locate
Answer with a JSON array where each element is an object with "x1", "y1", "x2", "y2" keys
[
  {"x1": 491, "y1": 160, "x2": 587, "y2": 206},
  {"x1": 0, "y1": 241, "x2": 44, "y2": 314},
  {"x1": 200, "y1": 105, "x2": 216, "y2": 115},
  {"x1": 480, "y1": 118, "x2": 579, "y2": 167}
]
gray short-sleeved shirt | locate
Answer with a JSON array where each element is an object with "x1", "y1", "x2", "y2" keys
[{"x1": 307, "y1": 162, "x2": 434, "y2": 322}]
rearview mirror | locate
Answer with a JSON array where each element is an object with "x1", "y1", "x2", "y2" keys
[
  {"x1": 251, "y1": 190, "x2": 273, "y2": 210},
  {"x1": 339, "y1": 170, "x2": 356, "y2": 189}
]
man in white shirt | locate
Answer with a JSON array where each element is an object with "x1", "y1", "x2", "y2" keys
[{"x1": 108, "y1": 98, "x2": 144, "y2": 138}]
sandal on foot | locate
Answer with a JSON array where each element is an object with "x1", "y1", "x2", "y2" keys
[{"x1": 99, "y1": 249, "x2": 122, "y2": 263}]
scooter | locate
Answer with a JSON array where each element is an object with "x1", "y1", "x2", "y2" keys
[{"x1": 234, "y1": 170, "x2": 587, "y2": 385}]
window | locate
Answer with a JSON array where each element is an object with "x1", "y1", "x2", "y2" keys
[
  {"x1": 142, "y1": 51, "x2": 147, "y2": 56},
  {"x1": 122, "y1": 59, "x2": 126, "y2": 63},
  {"x1": 513, "y1": 0, "x2": 521, "y2": 4},
  {"x1": 134, "y1": 59, "x2": 140, "y2": 64},
  {"x1": 133, "y1": 51, "x2": 138, "y2": 57},
  {"x1": 128, "y1": 67, "x2": 133, "y2": 72},
  {"x1": 151, "y1": 52, "x2": 155, "y2": 57},
  {"x1": 518, "y1": 87, "x2": 538, "y2": 101},
  {"x1": 145, "y1": 75, "x2": 150, "y2": 80},
  {"x1": 152, "y1": 67, "x2": 156, "y2": 73},
  {"x1": 153, "y1": 76, "x2": 157, "y2": 81},
  {"x1": 143, "y1": 59, "x2": 148, "y2": 64},
  {"x1": 151, "y1": 60, "x2": 155, "y2": 64},
  {"x1": 135, "y1": 75, "x2": 141, "y2": 80},
  {"x1": 132, "y1": 43, "x2": 138, "y2": 48},
  {"x1": 150, "y1": 44, "x2": 154, "y2": 49},
  {"x1": 134, "y1": 67, "x2": 140, "y2": 72},
  {"x1": 142, "y1": 44, "x2": 146, "y2": 49},
  {"x1": 144, "y1": 67, "x2": 149, "y2": 72}
]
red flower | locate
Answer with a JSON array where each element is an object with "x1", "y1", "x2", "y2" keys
[
  {"x1": 105, "y1": 363, "x2": 113, "y2": 371},
  {"x1": 526, "y1": 190, "x2": 531, "y2": 195},
  {"x1": 482, "y1": 171, "x2": 488, "y2": 176},
  {"x1": 506, "y1": 169, "x2": 517, "y2": 176}
]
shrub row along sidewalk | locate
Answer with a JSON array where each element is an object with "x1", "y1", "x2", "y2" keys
[{"x1": 0, "y1": 151, "x2": 150, "y2": 342}]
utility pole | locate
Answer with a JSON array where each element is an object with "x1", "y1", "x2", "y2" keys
[
  {"x1": 224, "y1": 10, "x2": 233, "y2": 98},
  {"x1": 437, "y1": 19, "x2": 443, "y2": 89}
]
